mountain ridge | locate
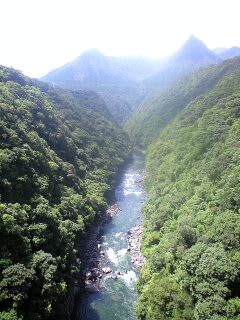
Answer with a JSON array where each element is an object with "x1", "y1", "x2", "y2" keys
[
  {"x1": 42, "y1": 50, "x2": 159, "y2": 124},
  {"x1": 41, "y1": 36, "x2": 237, "y2": 125},
  {"x1": 170, "y1": 35, "x2": 220, "y2": 64},
  {"x1": 143, "y1": 35, "x2": 221, "y2": 91}
]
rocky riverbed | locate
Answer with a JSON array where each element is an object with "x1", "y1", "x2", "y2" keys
[
  {"x1": 71, "y1": 154, "x2": 146, "y2": 320},
  {"x1": 127, "y1": 225, "x2": 145, "y2": 269},
  {"x1": 77, "y1": 205, "x2": 119, "y2": 293},
  {"x1": 80, "y1": 180, "x2": 146, "y2": 293}
]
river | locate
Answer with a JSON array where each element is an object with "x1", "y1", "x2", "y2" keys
[{"x1": 71, "y1": 154, "x2": 145, "y2": 320}]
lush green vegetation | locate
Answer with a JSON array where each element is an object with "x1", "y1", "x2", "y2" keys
[
  {"x1": 126, "y1": 57, "x2": 240, "y2": 147},
  {"x1": 136, "y1": 57, "x2": 240, "y2": 319},
  {"x1": 0, "y1": 65, "x2": 130, "y2": 319}
]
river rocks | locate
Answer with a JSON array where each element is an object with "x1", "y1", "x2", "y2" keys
[
  {"x1": 91, "y1": 268, "x2": 101, "y2": 278},
  {"x1": 85, "y1": 279, "x2": 93, "y2": 286},
  {"x1": 76, "y1": 163, "x2": 147, "y2": 302},
  {"x1": 102, "y1": 267, "x2": 112, "y2": 274},
  {"x1": 83, "y1": 266, "x2": 103, "y2": 286},
  {"x1": 86, "y1": 272, "x2": 92, "y2": 280},
  {"x1": 106, "y1": 203, "x2": 120, "y2": 217},
  {"x1": 127, "y1": 225, "x2": 145, "y2": 269}
]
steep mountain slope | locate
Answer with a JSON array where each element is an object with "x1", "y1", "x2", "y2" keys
[
  {"x1": 126, "y1": 56, "x2": 240, "y2": 146},
  {"x1": 143, "y1": 35, "x2": 220, "y2": 93},
  {"x1": 136, "y1": 57, "x2": 240, "y2": 319},
  {"x1": 171, "y1": 35, "x2": 219, "y2": 64},
  {"x1": 42, "y1": 50, "x2": 161, "y2": 87},
  {"x1": 42, "y1": 51, "x2": 161, "y2": 125},
  {"x1": 42, "y1": 49, "x2": 131, "y2": 88},
  {"x1": 0, "y1": 65, "x2": 130, "y2": 320}
]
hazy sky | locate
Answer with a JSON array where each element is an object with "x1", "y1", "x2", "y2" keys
[{"x1": 1, "y1": 0, "x2": 239, "y2": 77}]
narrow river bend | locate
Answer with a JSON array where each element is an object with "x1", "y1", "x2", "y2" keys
[{"x1": 72, "y1": 154, "x2": 145, "y2": 320}]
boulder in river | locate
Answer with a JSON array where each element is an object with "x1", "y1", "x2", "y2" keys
[
  {"x1": 101, "y1": 267, "x2": 112, "y2": 274},
  {"x1": 86, "y1": 272, "x2": 92, "y2": 280}
]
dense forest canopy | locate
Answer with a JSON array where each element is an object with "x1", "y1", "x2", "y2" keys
[
  {"x1": 0, "y1": 65, "x2": 130, "y2": 319},
  {"x1": 134, "y1": 56, "x2": 240, "y2": 319}
]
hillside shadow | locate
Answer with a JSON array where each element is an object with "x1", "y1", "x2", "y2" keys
[{"x1": 71, "y1": 292, "x2": 101, "y2": 320}]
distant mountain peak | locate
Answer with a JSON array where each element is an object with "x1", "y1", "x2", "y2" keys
[
  {"x1": 78, "y1": 49, "x2": 104, "y2": 58},
  {"x1": 187, "y1": 34, "x2": 202, "y2": 42},
  {"x1": 74, "y1": 49, "x2": 106, "y2": 64},
  {"x1": 180, "y1": 35, "x2": 211, "y2": 54},
  {"x1": 172, "y1": 35, "x2": 219, "y2": 65}
]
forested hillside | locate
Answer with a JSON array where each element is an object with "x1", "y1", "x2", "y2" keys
[
  {"x1": 135, "y1": 57, "x2": 240, "y2": 319},
  {"x1": 0, "y1": 65, "x2": 130, "y2": 320},
  {"x1": 126, "y1": 57, "x2": 240, "y2": 146}
]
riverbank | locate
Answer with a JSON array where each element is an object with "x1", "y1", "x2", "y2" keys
[{"x1": 127, "y1": 169, "x2": 147, "y2": 269}]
